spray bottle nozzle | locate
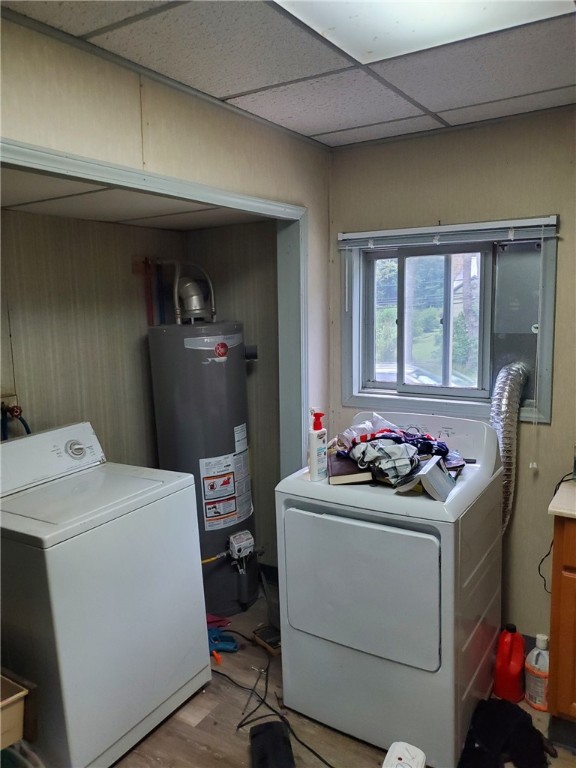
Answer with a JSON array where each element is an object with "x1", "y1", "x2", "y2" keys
[{"x1": 312, "y1": 411, "x2": 325, "y2": 431}]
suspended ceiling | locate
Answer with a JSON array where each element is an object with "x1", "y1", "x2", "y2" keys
[
  {"x1": 1, "y1": 1, "x2": 575, "y2": 229},
  {"x1": 1, "y1": 165, "x2": 270, "y2": 230},
  {"x1": 2, "y1": 0, "x2": 575, "y2": 148}
]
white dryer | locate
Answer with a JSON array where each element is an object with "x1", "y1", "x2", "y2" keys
[
  {"x1": 1, "y1": 423, "x2": 211, "y2": 768},
  {"x1": 275, "y1": 413, "x2": 503, "y2": 768}
]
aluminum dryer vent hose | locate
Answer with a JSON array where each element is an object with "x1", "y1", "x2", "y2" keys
[{"x1": 489, "y1": 362, "x2": 528, "y2": 533}]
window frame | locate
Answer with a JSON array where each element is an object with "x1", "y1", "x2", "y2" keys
[{"x1": 340, "y1": 217, "x2": 558, "y2": 423}]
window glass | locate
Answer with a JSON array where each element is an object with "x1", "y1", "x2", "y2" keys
[
  {"x1": 374, "y1": 258, "x2": 397, "y2": 384},
  {"x1": 340, "y1": 217, "x2": 557, "y2": 423},
  {"x1": 404, "y1": 253, "x2": 482, "y2": 389}
]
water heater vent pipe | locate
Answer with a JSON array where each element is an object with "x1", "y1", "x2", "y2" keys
[{"x1": 156, "y1": 260, "x2": 216, "y2": 324}]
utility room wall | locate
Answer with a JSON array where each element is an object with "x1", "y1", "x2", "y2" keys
[
  {"x1": 1, "y1": 210, "x2": 186, "y2": 464},
  {"x1": 329, "y1": 107, "x2": 576, "y2": 638},
  {"x1": 1, "y1": 20, "x2": 331, "y2": 424},
  {"x1": 1, "y1": 210, "x2": 282, "y2": 565}
]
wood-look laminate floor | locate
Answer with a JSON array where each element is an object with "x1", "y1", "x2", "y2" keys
[{"x1": 115, "y1": 596, "x2": 575, "y2": 768}]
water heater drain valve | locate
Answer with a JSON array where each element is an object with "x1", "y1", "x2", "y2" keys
[{"x1": 228, "y1": 530, "x2": 254, "y2": 559}]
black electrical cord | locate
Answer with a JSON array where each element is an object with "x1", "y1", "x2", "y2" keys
[
  {"x1": 553, "y1": 472, "x2": 573, "y2": 496},
  {"x1": 211, "y1": 665, "x2": 339, "y2": 768},
  {"x1": 537, "y1": 472, "x2": 574, "y2": 593},
  {"x1": 537, "y1": 540, "x2": 553, "y2": 594},
  {"x1": 236, "y1": 655, "x2": 271, "y2": 730}
]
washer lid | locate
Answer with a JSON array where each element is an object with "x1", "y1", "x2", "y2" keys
[{"x1": 1, "y1": 463, "x2": 194, "y2": 548}]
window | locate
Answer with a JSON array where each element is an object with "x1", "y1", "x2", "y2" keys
[{"x1": 340, "y1": 217, "x2": 558, "y2": 423}]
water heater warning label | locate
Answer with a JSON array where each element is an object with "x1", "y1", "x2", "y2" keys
[
  {"x1": 203, "y1": 472, "x2": 235, "y2": 499},
  {"x1": 200, "y1": 449, "x2": 253, "y2": 530}
]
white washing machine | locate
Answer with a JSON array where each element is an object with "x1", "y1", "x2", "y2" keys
[
  {"x1": 1, "y1": 423, "x2": 211, "y2": 768},
  {"x1": 275, "y1": 413, "x2": 503, "y2": 768}
]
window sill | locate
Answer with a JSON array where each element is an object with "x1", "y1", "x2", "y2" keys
[{"x1": 343, "y1": 391, "x2": 546, "y2": 424}]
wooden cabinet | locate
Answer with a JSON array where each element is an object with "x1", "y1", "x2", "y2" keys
[{"x1": 548, "y1": 482, "x2": 576, "y2": 720}]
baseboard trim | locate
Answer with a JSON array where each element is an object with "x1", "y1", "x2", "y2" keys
[{"x1": 549, "y1": 715, "x2": 576, "y2": 753}]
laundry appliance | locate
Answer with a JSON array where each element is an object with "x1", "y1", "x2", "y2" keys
[
  {"x1": 1, "y1": 422, "x2": 211, "y2": 768},
  {"x1": 275, "y1": 412, "x2": 503, "y2": 768}
]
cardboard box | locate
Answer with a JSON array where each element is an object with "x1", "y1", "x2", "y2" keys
[{"x1": 1, "y1": 675, "x2": 28, "y2": 749}]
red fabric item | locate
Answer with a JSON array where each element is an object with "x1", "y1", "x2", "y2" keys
[{"x1": 206, "y1": 613, "x2": 230, "y2": 628}]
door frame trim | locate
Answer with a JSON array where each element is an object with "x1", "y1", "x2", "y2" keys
[{"x1": 1, "y1": 138, "x2": 309, "y2": 476}]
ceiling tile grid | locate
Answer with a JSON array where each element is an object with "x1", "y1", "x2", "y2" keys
[
  {"x1": 1, "y1": 1, "x2": 171, "y2": 38},
  {"x1": 276, "y1": 0, "x2": 575, "y2": 64},
  {"x1": 312, "y1": 115, "x2": 445, "y2": 147},
  {"x1": 0, "y1": 168, "x2": 107, "y2": 206},
  {"x1": 123, "y1": 208, "x2": 267, "y2": 230},
  {"x1": 228, "y1": 69, "x2": 424, "y2": 136},
  {"x1": 0, "y1": 168, "x2": 269, "y2": 229},
  {"x1": 1, "y1": 0, "x2": 574, "y2": 150},
  {"x1": 89, "y1": 1, "x2": 352, "y2": 99},
  {"x1": 370, "y1": 15, "x2": 576, "y2": 113},
  {"x1": 440, "y1": 85, "x2": 576, "y2": 127}
]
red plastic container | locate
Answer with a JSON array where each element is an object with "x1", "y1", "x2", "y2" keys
[{"x1": 493, "y1": 623, "x2": 525, "y2": 702}]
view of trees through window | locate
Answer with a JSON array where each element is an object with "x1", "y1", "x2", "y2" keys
[{"x1": 374, "y1": 253, "x2": 480, "y2": 388}]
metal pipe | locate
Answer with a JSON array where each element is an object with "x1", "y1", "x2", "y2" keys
[
  {"x1": 155, "y1": 260, "x2": 216, "y2": 323},
  {"x1": 180, "y1": 261, "x2": 216, "y2": 322}
]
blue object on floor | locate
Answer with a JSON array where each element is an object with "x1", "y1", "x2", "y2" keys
[{"x1": 208, "y1": 628, "x2": 239, "y2": 654}]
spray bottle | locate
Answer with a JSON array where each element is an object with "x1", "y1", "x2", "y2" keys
[{"x1": 308, "y1": 409, "x2": 328, "y2": 482}]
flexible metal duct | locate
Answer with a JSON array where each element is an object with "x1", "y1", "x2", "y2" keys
[{"x1": 489, "y1": 362, "x2": 529, "y2": 532}]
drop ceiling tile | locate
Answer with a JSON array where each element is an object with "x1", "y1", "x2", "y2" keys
[
  {"x1": 440, "y1": 86, "x2": 576, "y2": 126},
  {"x1": 313, "y1": 115, "x2": 444, "y2": 147},
  {"x1": 278, "y1": 1, "x2": 575, "y2": 64},
  {"x1": 370, "y1": 15, "x2": 576, "y2": 112},
  {"x1": 9, "y1": 189, "x2": 213, "y2": 221},
  {"x1": 1, "y1": 1, "x2": 169, "y2": 37},
  {"x1": 1, "y1": 168, "x2": 106, "y2": 206},
  {"x1": 228, "y1": 70, "x2": 423, "y2": 135},
  {"x1": 124, "y1": 209, "x2": 267, "y2": 230},
  {"x1": 89, "y1": 1, "x2": 351, "y2": 99}
]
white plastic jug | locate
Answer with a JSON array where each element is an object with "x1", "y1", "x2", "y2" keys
[{"x1": 525, "y1": 634, "x2": 549, "y2": 711}]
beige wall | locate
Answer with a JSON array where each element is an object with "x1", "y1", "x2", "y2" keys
[
  {"x1": 0, "y1": 20, "x2": 331, "y2": 418},
  {"x1": 1, "y1": 22, "x2": 143, "y2": 167},
  {"x1": 1, "y1": 20, "x2": 329, "y2": 572},
  {"x1": 0, "y1": 211, "x2": 186, "y2": 465},
  {"x1": 2, "y1": 19, "x2": 575, "y2": 634},
  {"x1": 1, "y1": 212, "x2": 281, "y2": 564},
  {"x1": 330, "y1": 108, "x2": 576, "y2": 636}
]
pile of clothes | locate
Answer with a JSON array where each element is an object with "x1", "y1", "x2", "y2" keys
[
  {"x1": 335, "y1": 413, "x2": 451, "y2": 486},
  {"x1": 458, "y1": 699, "x2": 558, "y2": 768}
]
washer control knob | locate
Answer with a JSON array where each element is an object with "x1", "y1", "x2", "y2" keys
[{"x1": 65, "y1": 440, "x2": 86, "y2": 459}]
